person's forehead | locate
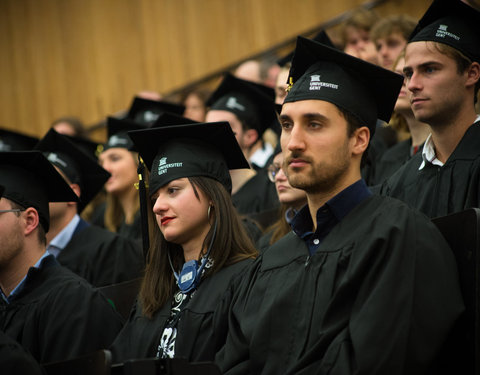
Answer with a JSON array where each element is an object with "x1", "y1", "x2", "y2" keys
[
  {"x1": 206, "y1": 109, "x2": 241, "y2": 123},
  {"x1": 280, "y1": 99, "x2": 341, "y2": 117},
  {"x1": 405, "y1": 41, "x2": 452, "y2": 65},
  {"x1": 381, "y1": 31, "x2": 406, "y2": 43}
]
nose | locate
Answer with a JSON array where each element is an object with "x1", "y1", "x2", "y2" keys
[
  {"x1": 100, "y1": 159, "x2": 112, "y2": 173},
  {"x1": 152, "y1": 195, "x2": 168, "y2": 216},
  {"x1": 275, "y1": 166, "x2": 287, "y2": 182},
  {"x1": 379, "y1": 44, "x2": 388, "y2": 57},
  {"x1": 283, "y1": 125, "x2": 306, "y2": 153},
  {"x1": 406, "y1": 71, "x2": 421, "y2": 93}
]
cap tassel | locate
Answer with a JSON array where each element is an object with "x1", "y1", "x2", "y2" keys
[
  {"x1": 285, "y1": 77, "x2": 294, "y2": 93},
  {"x1": 137, "y1": 159, "x2": 150, "y2": 260}
]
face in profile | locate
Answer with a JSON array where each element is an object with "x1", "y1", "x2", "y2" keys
[
  {"x1": 269, "y1": 152, "x2": 306, "y2": 209},
  {"x1": 98, "y1": 148, "x2": 138, "y2": 196},
  {"x1": 151, "y1": 178, "x2": 211, "y2": 249},
  {"x1": 393, "y1": 56, "x2": 411, "y2": 116},
  {"x1": 275, "y1": 68, "x2": 290, "y2": 105},
  {"x1": 404, "y1": 41, "x2": 470, "y2": 126}
]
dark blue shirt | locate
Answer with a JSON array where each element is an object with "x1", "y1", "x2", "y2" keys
[{"x1": 291, "y1": 179, "x2": 372, "y2": 255}]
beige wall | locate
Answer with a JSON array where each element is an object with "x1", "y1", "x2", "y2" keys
[{"x1": 0, "y1": 0, "x2": 431, "y2": 138}]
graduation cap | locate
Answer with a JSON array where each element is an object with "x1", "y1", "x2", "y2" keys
[
  {"x1": 277, "y1": 30, "x2": 335, "y2": 67},
  {"x1": 149, "y1": 112, "x2": 199, "y2": 128},
  {"x1": 62, "y1": 134, "x2": 103, "y2": 160},
  {"x1": 0, "y1": 151, "x2": 79, "y2": 232},
  {"x1": 103, "y1": 117, "x2": 148, "y2": 152},
  {"x1": 0, "y1": 128, "x2": 39, "y2": 151},
  {"x1": 206, "y1": 73, "x2": 277, "y2": 137},
  {"x1": 35, "y1": 128, "x2": 111, "y2": 213},
  {"x1": 409, "y1": 0, "x2": 480, "y2": 63},
  {"x1": 128, "y1": 122, "x2": 250, "y2": 195},
  {"x1": 0, "y1": 185, "x2": 4, "y2": 198},
  {"x1": 126, "y1": 97, "x2": 186, "y2": 126},
  {"x1": 284, "y1": 36, "x2": 403, "y2": 135}
]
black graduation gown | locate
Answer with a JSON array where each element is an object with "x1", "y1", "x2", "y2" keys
[
  {"x1": 361, "y1": 124, "x2": 389, "y2": 186},
  {"x1": 56, "y1": 218, "x2": 144, "y2": 287},
  {"x1": 0, "y1": 255, "x2": 124, "y2": 364},
  {"x1": 232, "y1": 170, "x2": 279, "y2": 215},
  {"x1": 110, "y1": 259, "x2": 253, "y2": 363},
  {"x1": 373, "y1": 139, "x2": 424, "y2": 185},
  {"x1": 379, "y1": 123, "x2": 480, "y2": 217},
  {"x1": 89, "y1": 202, "x2": 143, "y2": 241},
  {"x1": 118, "y1": 211, "x2": 142, "y2": 241},
  {"x1": 0, "y1": 331, "x2": 43, "y2": 375},
  {"x1": 216, "y1": 195, "x2": 463, "y2": 375}
]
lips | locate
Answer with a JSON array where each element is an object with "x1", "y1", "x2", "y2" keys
[
  {"x1": 288, "y1": 158, "x2": 309, "y2": 169},
  {"x1": 161, "y1": 217, "x2": 174, "y2": 225},
  {"x1": 411, "y1": 98, "x2": 427, "y2": 105}
]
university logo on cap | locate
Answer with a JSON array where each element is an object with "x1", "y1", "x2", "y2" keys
[
  {"x1": 157, "y1": 157, "x2": 183, "y2": 176},
  {"x1": 309, "y1": 75, "x2": 339, "y2": 91},
  {"x1": 0, "y1": 140, "x2": 11, "y2": 151},
  {"x1": 108, "y1": 135, "x2": 129, "y2": 147},
  {"x1": 46, "y1": 152, "x2": 68, "y2": 168},
  {"x1": 143, "y1": 110, "x2": 160, "y2": 123},
  {"x1": 226, "y1": 97, "x2": 246, "y2": 111},
  {"x1": 435, "y1": 24, "x2": 460, "y2": 41}
]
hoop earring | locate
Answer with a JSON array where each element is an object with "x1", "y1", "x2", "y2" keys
[{"x1": 207, "y1": 205, "x2": 213, "y2": 220}]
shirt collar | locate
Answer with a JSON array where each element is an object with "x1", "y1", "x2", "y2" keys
[
  {"x1": 419, "y1": 115, "x2": 480, "y2": 170},
  {"x1": 1, "y1": 252, "x2": 51, "y2": 304},
  {"x1": 47, "y1": 214, "x2": 80, "y2": 257},
  {"x1": 291, "y1": 179, "x2": 372, "y2": 237}
]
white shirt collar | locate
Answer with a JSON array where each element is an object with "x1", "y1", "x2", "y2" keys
[
  {"x1": 249, "y1": 143, "x2": 274, "y2": 169},
  {"x1": 419, "y1": 115, "x2": 480, "y2": 170},
  {"x1": 47, "y1": 214, "x2": 81, "y2": 257}
]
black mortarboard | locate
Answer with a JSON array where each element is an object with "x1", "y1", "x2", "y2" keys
[
  {"x1": 206, "y1": 73, "x2": 277, "y2": 137},
  {"x1": 409, "y1": 0, "x2": 480, "y2": 63},
  {"x1": 150, "y1": 112, "x2": 199, "y2": 128},
  {"x1": 284, "y1": 36, "x2": 403, "y2": 135},
  {"x1": 62, "y1": 134, "x2": 103, "y2": 160},
  {"x1": 0, "y1": 128, "x2": 39, "y2": 151},
  {"x1": 128, "y1": 122, "x2": 250, "y2": 195},
  {"x1": 277, "y1": 30, "x2": 335, "y2": 67},
  {"x1": 103, "y1": 117, "x2": 147, "y2": 151},
  {"x1": 0, "y1": 151, "x2": 79, "y2": 232},
  {"x1": 35, "y1": 129, "x2": 111, "y2": 213},
  {"x1": 126, "y1": 97, "x2": 186, "y2": 126},
  {"x1": 0, "y1": 185, "x2": 4, "y2": 198}
]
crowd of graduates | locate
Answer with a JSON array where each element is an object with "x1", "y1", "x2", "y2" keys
[{"x1": 0, "y1": 0, "x2": 479, "y2": 373}]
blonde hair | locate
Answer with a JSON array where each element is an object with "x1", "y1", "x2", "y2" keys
[{"x1": 104, "y1": 151, "x2": 140, "y2": 232}]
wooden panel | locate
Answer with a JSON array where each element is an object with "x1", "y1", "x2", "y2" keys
[{"x1": 0, "y1": 0, "x2": 432, "y2": 139}]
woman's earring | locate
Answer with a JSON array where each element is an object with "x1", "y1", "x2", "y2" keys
[{"x1": 208, "y1": 205, "x2": 213, "y2": 220}]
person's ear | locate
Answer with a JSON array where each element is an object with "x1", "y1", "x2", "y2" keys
[
  {"x1": 351, "y1": 126, "x2": 370, "y2": 156},
  {"x1": 23, "y1": 207, "x2": 40, "y2": 236}
]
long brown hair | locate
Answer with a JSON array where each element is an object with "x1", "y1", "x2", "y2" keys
[
  {"x1": 265, "y1": 204, "x2": 293, "y2": 246},
  {"x1": 139, "y1": 176, "x2": 257, "y2": 318}
]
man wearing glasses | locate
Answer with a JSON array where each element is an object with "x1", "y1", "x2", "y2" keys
[{"x1": 0, "y1": 151, "x2": 124, "y2": 364}]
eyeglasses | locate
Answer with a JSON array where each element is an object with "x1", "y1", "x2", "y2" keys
[
  {"x1": 0, "y1": 209, "x2": 25, "y2": 214},
  {"x1": 267, "y1": 164, "x2": 282, "y2": 182}
]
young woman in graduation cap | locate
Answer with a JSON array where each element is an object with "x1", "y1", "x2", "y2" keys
[
  {"x1": 94, "y1": 117, "x2": 145, "y2": 240},
  {"x1": 110, "y1": 121, "x2": 257, "y2": 363}
]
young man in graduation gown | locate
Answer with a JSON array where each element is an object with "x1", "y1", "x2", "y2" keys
[
  {"x1": 0, "y1": 151, "x2": 124, "y2": 364},
  {"x1": 215, "y1": 36, "x2": 464, "y2": 375},
  {"x1": 206, "y1": 73, "x2": 279, "y2": 215},
  {"x1": 0, "y1": 185, "x2": 43, "y2": 375},
  {"x1": 35, "y1": 128, "x2": 144, "y2": 287},
  {"x1": 379, "y1": 0, "x2": 480, "y2": 217}
]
